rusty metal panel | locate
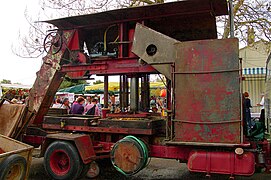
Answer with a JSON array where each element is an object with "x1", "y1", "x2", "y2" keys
[
  {"x1": 132, "y1": 24, "x2": 241, "y2": 144},
  {"x1": 173, "y1": 38, "x2": 241, "y2": 143},
  {"x1": 28, "y1": 30, "x2": 76, "y2": 125},
  {"x1": 132, "y1": 23, "x2": 178, "y2": 79}
]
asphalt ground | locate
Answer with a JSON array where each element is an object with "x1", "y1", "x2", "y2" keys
[{"x1": 29, "y1": 156, "x2": 271, "y2": 180}]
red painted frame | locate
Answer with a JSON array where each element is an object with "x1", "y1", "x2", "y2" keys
[
  {"x1": 42, "y1": 124, "x2": 156, "y2": 135},
  {"x1": 60, "y1": 58, "x2": 156, "y2": 75},
  {"x1": 22, "y1": 0, "x2": 271, "y2": 177}
]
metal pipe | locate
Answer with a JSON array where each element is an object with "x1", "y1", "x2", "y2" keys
[
  {"x1": 240, "y1": 58, "x2": 244, "y2": 143},
  {"x1": 141, "y1": 74, "x2": 150, "y2": 112},
  {"x1": 104, "y1": 75, "x2": 109, "y2": 108},
  {"x1": 118, "y1": 23, "x2": 124, "y2": 58},
  {"x1": 146, "y1": 74, "x2": 150, "y2": 111},
  {"x1": 166, "y1": 78, "x2": 171, "y2": 140},
  {"x1": 120, "y1": 75, "x2": 124, "y2": 111},
  {"x1": 130, "y1": 77, "x2": 139, "y2": 112},
  {"x1": 170, "y1": 64, "x2": 175, "y2": 140},
  {"x1": 229, "y1": 0, "x2": 234, "y2": 38},
  {"x1": 124, "y1": 75, "x2": 129, "y2": 109},
  {"x1": 140, "y1": 76, "x2": 145, "y2": 111}
]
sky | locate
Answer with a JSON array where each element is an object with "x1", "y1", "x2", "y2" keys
[
  {"x1": 0, "y1": 1, "x2": 245, "y2": 86},
  {"x1": 0, "y1": 1, "x2": 42, "y2": 85},
  {"x1": 0, "y1": 1, "x2": 158, "y2": 86}
]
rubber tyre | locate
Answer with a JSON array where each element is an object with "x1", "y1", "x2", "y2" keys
[
  {"x1": 0, "y1": 154, "x2": 27, "y2": 180},
  {"x1": 44, "y1": 141, "x2": 83, "y2": 180}
]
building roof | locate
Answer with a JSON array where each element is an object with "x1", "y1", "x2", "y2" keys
[{"x1": 0, "y1": 84, "x2": 32, "y2": 89}]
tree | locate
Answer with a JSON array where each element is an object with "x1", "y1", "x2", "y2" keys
[
  {"x1": 15, "y1": 0, "x2": 271, "y2": 58},
  {"x1": 93, "y1": 80, "x2": 104, "y2": 85},
  {"x1": 59, "y1": 78, "x2": 86, "y2": 89},
  {"x1": 218, "y1": 0, "x2": 271, "y2": 46},
  {"x1": 1, "y1": 79, "x2": 12, "y2": 84},
  {"x1": 13, "y1": 0, "x2": 165, "y2": 58}
]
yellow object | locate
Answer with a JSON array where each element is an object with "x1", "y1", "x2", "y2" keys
[{"x1": 85, "y1": 82, "x2": 165, "y2": 91}]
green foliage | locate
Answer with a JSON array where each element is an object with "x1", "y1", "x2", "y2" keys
[
  {"x1": 130, "y1": 0, "x2": 164, "y2": 6},
  {"x1": 1, "y1": 79, "x2": 11, "y2": 84},
  {"x1": 59, "y1": 78, "x2": 86, "y2": 89},
  {"x1": 93, "y1": 80, "x2": 104, "y2": 85}
]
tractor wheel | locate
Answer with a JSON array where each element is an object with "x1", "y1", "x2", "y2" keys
[
  {"x1": 44, "y1": 141, "x2": 83, "y2": 180},
  {"x1": 0, "y1": 154, "x2": 27, "y2": 180}
]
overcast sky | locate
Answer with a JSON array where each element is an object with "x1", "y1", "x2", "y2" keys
[
  {"x1": 0, "y1": 1, "x2": 242, "y2": 86},
  {"x1": 0, "y1": 1, "x2": 42, "y2": 85},
  {"x1": 0, "y1": 1, "x2": 157, "y2": 86}
]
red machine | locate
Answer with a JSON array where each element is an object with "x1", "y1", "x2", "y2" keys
[{"x1": 21, "y1": 0, "x2": 271, "y2": 179}]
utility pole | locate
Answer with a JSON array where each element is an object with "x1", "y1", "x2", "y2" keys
[{"x1": 229, "y1": 0, "x2": 234, "y2": 38}]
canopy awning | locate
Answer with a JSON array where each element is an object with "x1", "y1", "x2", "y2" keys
[{"x1": 58, "y1": 84, "x2": 87, "y2": 94}]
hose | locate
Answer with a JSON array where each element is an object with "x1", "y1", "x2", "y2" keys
[{"x1": 103, "y1": 24, "x2": 117, "y2": 53}]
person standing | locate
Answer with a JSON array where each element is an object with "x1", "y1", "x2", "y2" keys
[
  {"x1": 257, "y1": 93, "x2": 265, "y2": 125},
  {"x1": 61, "y1": 98, "x2": 70, "y2": 114},
  {"x1": 52, "y1": 98, "x2": 62, "y2": 108},
  {"x1": 70, "y1": 97, "x2": 85, "y2": 115},
  {"x1": 85, "y1": 96, "x2": 92, "y2": 106},
  {"x1": 243, "y1": 92, "x2": 253, "y2": 132},
  {"x1": 156, "y1": 97, "x2": 163, "y2": 112},
  {"x1": 84, "y1": 99, "x2": 100, "y2": 116},
  {"x1": 150, "y1": 96, "x2": 158, "y2": 113},
  {"x1": 94, "y1": 97, "x2": 102, "y2": 115}
]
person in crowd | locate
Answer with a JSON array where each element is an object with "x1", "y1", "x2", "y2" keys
[
  {"x1": 70, "y1": 97, "x2": 85, "y2": 115},
  {"x1": 156, "y1": 96, "x2": 163, "y2": 111},
  {"x1": 243, "y1": 92, "x2": 253, "y2": 133},
  {"x1": 150, "y1": 96, "x2": 158, "y2": 113},
  {"x1": 73, "y1": 96, "x2": 84, "y2": 104},
  {"x1": 95, "y1": 97, "x2": 102, "y2": 115},
  {"x1": 114, "y1": 104, "x2": 121, "y2": 113},
  {"x1": 164, "y1": 98, "x2": 167, "y2": 109},
  {"x1": 10, "y1": 98, "x2": 18, "y2": 104},
  {"x1": 52, "y1": 98, "x2": 62, "y2": 108},
  {"x1": 85, "y1": 96, "x2": 92, "y2": 106},
  {"x1": 61, "y1": 98, "x2": 70, "y2": 113},
  {"x1": 84, "y1": 99, "x2": 100, "y2": 116},
  {"x1": 16, "y1": 96, "x2": 23, "y2": 104},
  {"x1": 257, "y1": 93, "x2": 265, "y2": 126},
  {"x1": 4, "y1": 90, "x2": 13, "y2": 100},
  {"x1": 109, "y1": 94, "x2": 115, "y2": 113}
]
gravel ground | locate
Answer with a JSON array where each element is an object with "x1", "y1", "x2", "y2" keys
[{"x1": 29, "y1": 156, "x2": 271, "y2": 180}]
